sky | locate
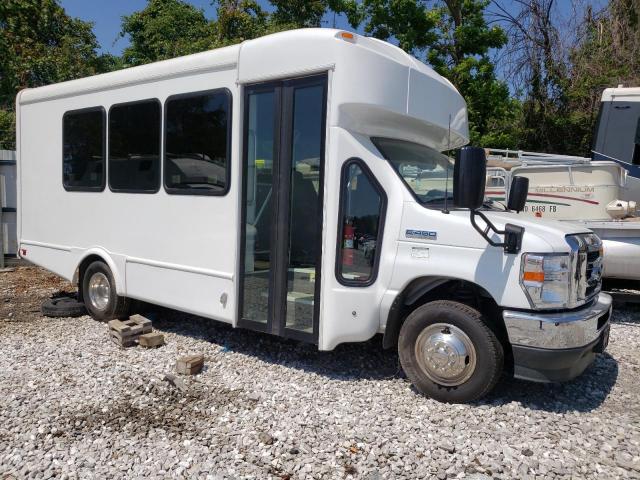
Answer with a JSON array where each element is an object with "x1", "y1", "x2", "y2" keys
[{"x1": 59, "y1": 0, "x2": 608, "y2": 57}]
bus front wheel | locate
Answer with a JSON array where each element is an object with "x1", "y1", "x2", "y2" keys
[{"x1": 398, "y1": 300, "x2": 503, "y2": 403}]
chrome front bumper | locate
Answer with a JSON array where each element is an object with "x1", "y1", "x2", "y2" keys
[{"x1": 503, "y1": 293, "x2": 612, "y2": 350}]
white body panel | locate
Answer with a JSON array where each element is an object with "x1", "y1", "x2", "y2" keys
[
  {"x1": 18, "y1": 29, "x2": 588, "y2": 350},
  {"x1": 19, "y1": 65, "x2": 239, "y2": 322}
]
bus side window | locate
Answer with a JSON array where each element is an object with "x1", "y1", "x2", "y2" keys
[
  {"x1": 109, "y1": 99, "x2": 161, "y2": 193},
  {"x1": 62, "y1": 107, "x2": 105, "y2": 191},
  {"x1": 164, "y1": 89, "x2": 232, "y2": 195},
  {"x1": 336, "y1": 159, "x2": 387, "y2": 286}
]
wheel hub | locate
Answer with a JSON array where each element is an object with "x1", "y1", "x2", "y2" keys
[
  {"x1": 88, "y1": 272, "x2": 110, "y2": 311},
  {"x1": 415, "y1": 323, "x2": 477, "y2": 386}
]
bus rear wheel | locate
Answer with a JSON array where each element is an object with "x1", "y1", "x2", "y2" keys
[
  {"x1": 81, "y1": 261, "x2": 130, "y2": 321},
  {"x1": 398, "y1": 300, "x2": 503, "y2": 403}
]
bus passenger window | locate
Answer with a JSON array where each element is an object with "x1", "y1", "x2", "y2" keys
[
  {"x1": 337, "y1": 160, "x2": 386, "y2": 285},
  {"x1": 164, "y1": 89, "x2": 231, "y2": 195},
  {"x1": 63, "y1": 108, "x2": 105, "y2": 191},
  {"x1": 109, "y1": 99, "x2": 161, "y2": 193}
]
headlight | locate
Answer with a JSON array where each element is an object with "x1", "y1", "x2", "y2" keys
[
  {"x1": 520, "y1": 233, "x2": 603, "y2": 310},
  {"x1": 521, "y1": 253, "x2": 572, "y2": 309}
]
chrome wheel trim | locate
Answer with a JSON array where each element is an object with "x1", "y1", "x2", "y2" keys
[
  {"x1": 88, "y1": 272, "x2": 111, "y2": 311},
  {"x1": 415, "y1": 323, "x2": 477, "y2": 387}
]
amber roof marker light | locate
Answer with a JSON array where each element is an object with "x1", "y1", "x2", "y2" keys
[{"x1": 337, "y1": 31, "x2": 356, "y2": 43}]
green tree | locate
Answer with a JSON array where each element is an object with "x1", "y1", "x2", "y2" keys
[
  {"x1": 494, "y1": 0, "x2": 572, "y2": 152},
  {"x1": 269, "y1": 0, "x2": 328, "y2": 27},
  {"x1": 0, "y1": 109, "x2": 15, "y2": 150},
  {"x1": 342, "y1": 0, "x2": 439, "y2": 54},
  {"x1": 119, "y1": 0, "x2": 214, "y2": 66},
  {"x1": 0, "y1": 0, "x2": 108, "y2": 148},
  {"x1": 565, "y1": 0, "x2": 640, "y2": 154},
  {"x1": 492, "y1": 0, "x2": 640, "y2": 155},
  {"x1": 213, "y1": 0, "x2": 271, "y2": 45},
  {"x1": 428, "y1": 0, "x2": 517, "y2": 147}
]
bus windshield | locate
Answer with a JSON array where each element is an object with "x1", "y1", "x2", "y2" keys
[{"x1": 372, "y1": 137, "x2": 454, "y2": 206}]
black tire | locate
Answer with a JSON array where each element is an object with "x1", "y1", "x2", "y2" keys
[
  {"x1": 41, "y1": 296, "x2": 87, "y2": 318},
  {"x1": 398, "y1": 300, "x2": 503, "y2": 403},
  {"x1": 81, "y1": 261, "x2": 130, "y2": 322}
]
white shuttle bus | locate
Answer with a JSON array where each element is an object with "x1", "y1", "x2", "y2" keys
[{"x1": 17, "y1": 29, "x2": 612, "y2": 403}]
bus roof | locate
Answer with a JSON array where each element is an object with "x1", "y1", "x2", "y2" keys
[{"x1": 17, "y1": 28, "x2": 469, "y2": 151}]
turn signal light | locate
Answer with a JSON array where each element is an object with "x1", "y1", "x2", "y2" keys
[{"x1": 523, "y1": 271, "x2": 544, "y2": 283}]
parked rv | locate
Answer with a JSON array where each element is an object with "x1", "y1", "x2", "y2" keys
[
  {"x1": 17, "y1": 29, "x2": 611, "y2": 403},
  {"x1": 486, "y1": 150, "x2": 640, "y2": 281},
  {"x1": 592, "y1": 86, "x2": 640, "y2": 177}
]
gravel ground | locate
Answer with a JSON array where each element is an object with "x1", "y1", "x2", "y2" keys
[{"x1": 0, "y1": 266, "x2": 639, "y2": 479}]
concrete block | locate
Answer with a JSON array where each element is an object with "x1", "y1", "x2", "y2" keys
[
  {"x1": 139, "y1": 332, "x2": 164, "y2": 348},
  {"x1": 110, "y1": 332, "x2": 136, "y2": 348},
  {"x1": 109, "y1": 315, "x2": 153, "y2": 348},
  {"x1": 108, "y1": 319, "x2": 131, "y2": 334},
  {"x1": 176, "y1": 354, "x2": 204, "y2": 375},
  {"x1": 128, "y1": 314, "x2": 152, "y2": 333}
]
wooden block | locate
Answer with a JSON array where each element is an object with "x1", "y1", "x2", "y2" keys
[
  {"x1": 176, "y1": 354, "x2": 204, "y2": 375},
  {"x1": 139, "y1": 332, "x2": 164, "y2": 348}
]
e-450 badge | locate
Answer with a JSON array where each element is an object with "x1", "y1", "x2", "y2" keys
[{"x1": 405, "y1": 229, "x2": 437, "y2": 241}]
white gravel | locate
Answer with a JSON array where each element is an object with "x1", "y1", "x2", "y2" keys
[{"x1": 1, "y1": 266, "x2": 639, "y2": 479}]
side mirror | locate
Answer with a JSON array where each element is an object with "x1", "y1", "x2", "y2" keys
[
  {"x1": 453, "y1": 146, "x2": 487, "y2": 210},
  {"x1": 507, "y1": 176, "x2": 529, "y2": 213}
]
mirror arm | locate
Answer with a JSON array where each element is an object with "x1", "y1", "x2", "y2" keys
[
  {"x1": 469, "y1": 210, "x2": 524, "y2": 254},
  {"x1": 470, "y1": 209, "x2": 504, "y2": 247}
]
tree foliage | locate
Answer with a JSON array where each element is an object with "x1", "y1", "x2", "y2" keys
[
  {"x1": 566, "y1": 0, "x2": 640, "y2": 154},
  {"x1": 214, "y1": 0, "x2": 272, "y2": 46},
  {"x1": 493, "y1": 0, "x2": 640, "y2": 155},
  {"x1": 341, "y1": 0, "x2": 439, "y2": 54},
  {"x1": 0, "y1": 0, "x2": 110, "y2": 148},
  {"x1": 270, "y1": 0, "x2": 328, "y2": 28},
  {"x1": 493, "y1": 0, "x2": 572, "y2": 152},
  {"x1": 428, "y1": 0, "x2": 517, "y2": 147},
  {"x1": 119, "y1": 0, "x2": 214, "y2": 66},
  {"x1": 1, "y1": 0, "x2": 637, "y2": 156}
]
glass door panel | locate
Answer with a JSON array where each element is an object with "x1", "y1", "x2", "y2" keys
[
  {"x1": 239, "y1": 74, "x2": 327, "y2": 342},
  {"x1": 285, "y1": 84, "x2": 325, "y2": 334},
  {"x1": 241, "y1": 90, "x2": 276, "y2": 325}
]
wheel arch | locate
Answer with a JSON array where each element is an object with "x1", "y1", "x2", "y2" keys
[
  {"x1": 73, "y1": 249, "x2": 125, "y2": 298},
  {"x1": 382, "y1": 276, "x2": 508, "y2": 353}
]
